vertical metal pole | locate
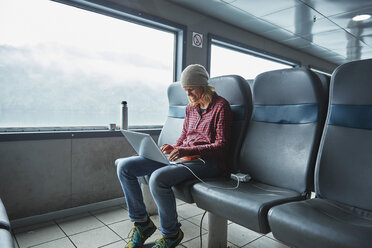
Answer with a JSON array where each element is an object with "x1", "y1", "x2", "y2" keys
[{"x1": 208, "y1": 212, "x2": 228, "y2": 248}]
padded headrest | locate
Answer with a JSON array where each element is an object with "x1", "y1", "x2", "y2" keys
[
  {"x1": 167, "y1": 76, "x2": 252, "y2": 121},
  {"x1": 253, "y1": 68, "x2": 322, "y2": 105},
  {"x1": 210, "y1": 75, "x2": 252, "y2": 108},
  {"x1": 331, "y1": 59, "x2": 372, "y2": 105},
  {"x1": 241, "y1": 68, "x2": 327, "y2": 193},
  {"x1": 169, "y1": 76, "x2": 251, "y2": 107},
  {"x1": 168, "y1": 82, "x2": 188, "y2": 106},
  {"x1": 328, "y1": 59, "x2": 372, "y2": 130},
  {"x1": 210, "y1": 75, "x2": 252, "y2": 122},
  {"x1": 252, "y1": 68, "x2": 324, "y2": 124}
]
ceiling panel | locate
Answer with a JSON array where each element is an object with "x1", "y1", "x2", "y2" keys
[
  {"x1": 260, "y1": 4, "x2": 320, "y2": 29},
  {"x1": 239, "y1": 18, "x2": 279, "y2": 33},
  {"x1": 361, "y1": 50, "x2": 372, "y2": 59},
  {"x1": 167, "y1": 0, "x2": 372, "y2": 64},
  {"x1": 209, "y1": 4, "x2": 259, "y2": 27},
  {"x1": 361, "y1": 35, "x2": 372, "y2": 46},
  {"x1": 231, "y1": 0, "x2": 300, "y2": 17},
  {"x1": 262, "y1": 28, "x2": 296, "y2": 41},
  {"x1": 300, "y1": 0, "x2": 372, "y2": 17},
  {"x1": 328, "y1": 6, "x2": 372, "y2": 30},
  {"x1": 286, "y1": 16, "x2": 340, "y2": 37},
  {"x1": 282, "y1": 37, "x2": 313, "y2": 48}
]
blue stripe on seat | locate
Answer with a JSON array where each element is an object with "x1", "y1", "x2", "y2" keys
[
  {"x1": 168, "y1": 106, "x2": 186, "y2": 118},
  {"x1": 168, "y1": 105, "x2": 247, "y2": 120},
  {"x1": 252, "y1": 104, "x2": 318, "y2": 124},
  {"x1": 329, "y1": 104, "x2": 372, "y2": 130}
]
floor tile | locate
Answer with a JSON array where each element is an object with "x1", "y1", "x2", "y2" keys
[
  {"x1": 185, "y1": 213, "x2": 208, "y2": 230},
  {"x1": 99, "y1": 240, "x2": 127, "y2": 248},
  {"x1": 227, "y1": 223, "x2": 263, "y2": 247},
  {"x1": 179, "y1": 219, "x2": 207, "y2": 244},
  {"x1": 13, "y1": 221, "x2": 58, "y2": 235},
  {"x1": 149, "y1": 214, "x2": 161, "y2": 229},
  {"x1": 31, "y1": 237, "x2": 76, "y2": 248},
  {"x1": 69, "y1": 226, "x2": 121, "y2": 248},
  {"x1": 108, "y1": 219, "x2": 133, "y2": 239},
  {"x1": 91, "y1": 206, "x2": 130, "y2": 225},
  {"x1": 265, "y1": 232, "x2": 275, "y2": 240},
  {"x1": 176, "y1": 199, "x2": 187, "y2": 206},
  {"x1": 15, "y1": 222, "x2": 66, "y2": 248},
  {"x1": 56, "y1": 213, "x2": 104, "y2": 235},
  {"x1": 177, "y1": 203, "x2": 205, "y2": 219},
  {"x1": 243, "y1": 236, "x2": 290, "y2": 248},
  {"x1": 181, "y1": 233, "x2": 239, "y2": 248},
  {"x1": 11, "y1": 203, "x2": 282, "y2": 248}
]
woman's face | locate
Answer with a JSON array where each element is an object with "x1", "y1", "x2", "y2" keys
[{"x1": 184, "y1": 86, "x2": 203, "y2": 103}]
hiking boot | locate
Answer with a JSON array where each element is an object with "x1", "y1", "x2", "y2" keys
[
  {"x1": 152, "y1": 229, "x2": 184, "y2": 248},
  {"x1": 125, "y1": 218, "x2": 157, "y2": 248}
]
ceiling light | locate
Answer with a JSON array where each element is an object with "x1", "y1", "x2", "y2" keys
[{"x1": 352, "y1": 14, "x2": 371, "y2": 22}]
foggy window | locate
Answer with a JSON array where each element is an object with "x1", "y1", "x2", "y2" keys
[{"x1": 0, "y1": 0, "x2": 175, "y2": 129}]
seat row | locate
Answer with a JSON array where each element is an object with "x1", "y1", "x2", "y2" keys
[
  {"x1": 0, "y1": 198, "x2": 15, "y2": 248},
  {"x1": 159, "y1": 59, "x2": 372, "y2": 247}
]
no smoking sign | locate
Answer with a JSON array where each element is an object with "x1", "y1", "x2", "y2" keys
[{"x1": 192, "y1": 32, "x2": 203, "y2": 48}]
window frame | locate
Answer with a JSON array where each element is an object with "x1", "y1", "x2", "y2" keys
[
  {"x1": 309, "y1": 66, "x2": 332, "y2": 77},
  {"x1": 0, "y1": 0, "x2": 186, "y2": 136}
]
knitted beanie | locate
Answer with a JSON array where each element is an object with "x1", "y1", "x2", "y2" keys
[{"x1": 180, "y1": 64, "x2": 209, "y2": 87}]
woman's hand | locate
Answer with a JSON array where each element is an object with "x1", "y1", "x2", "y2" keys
[
  {"x1": 160, "y1": 144, "x2": 174, "y2": 154},
  {"x1": 168, "y1": 148, "x2": 181, "y2": 161}
]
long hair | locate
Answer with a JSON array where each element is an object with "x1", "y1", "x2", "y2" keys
[{"x1": 188, "y1": 85, "x2": 215, "y2": 106}]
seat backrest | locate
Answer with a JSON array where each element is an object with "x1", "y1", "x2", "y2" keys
[
  {"x1": 315, "y1": 59, "x2": 372, "y2": 211},
  {"x1": 209, "y1": 75, "x2": 253, "y2": 172},
  {"x1": 158, "y1": 82, "x2": 188, "y2": 146},
  {"x1": 239, "y1": 68, "x2": 327, "y2": 194},
  {"x1": 158, "y1": 76, "x2": 252, "y2": 172}
]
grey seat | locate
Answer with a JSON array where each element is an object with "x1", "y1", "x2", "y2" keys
[
  {"x1": 192, "y1": 68, "x2": 328, "y2": 233},
  {"x1": 268, "y1": 59, "x2": 372, "y2": 248},
  {"x1": 136, "y1": 81, "x2": 188, "y2": 188},
  {"x1": 138, "y1": 76, "x2": 252, "y2": 203},
  {"x1": 157, "y1": 81, "x2": 189, "y2": 147},
  {"x1": 172, "y1": 75, "x2": 253, "y2": 202}
]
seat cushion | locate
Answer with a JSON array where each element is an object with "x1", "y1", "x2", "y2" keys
[
  {"x1": 268, "y1": 198, "x2": 372, "y2": 248},
  {"x1": 192, "y1": 179, "x2": 303, "y2": 233}
]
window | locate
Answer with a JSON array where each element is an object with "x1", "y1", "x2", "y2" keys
[
  {"x1": 0, "y1": 0, "x2": 179, "y2": 130},
  {"x1": 209, "y1": 38, "x2": 296, "y2": 80}
]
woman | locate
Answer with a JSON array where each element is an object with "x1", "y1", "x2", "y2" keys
[{"x1": 116, "y1": 64, "x2": 232, "y2": 248}]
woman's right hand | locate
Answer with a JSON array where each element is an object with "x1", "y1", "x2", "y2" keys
[{"x1": 160, "y1": 144, "x2": 174, "y2": 154}]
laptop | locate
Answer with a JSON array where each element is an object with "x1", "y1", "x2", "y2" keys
[{"x1": 121, "y1": 130, "x2": 200, "y2": 165}]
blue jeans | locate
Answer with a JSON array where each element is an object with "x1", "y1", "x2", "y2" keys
[{"x1": 115, "y1": 156, "x2": 223, "y2": 237}]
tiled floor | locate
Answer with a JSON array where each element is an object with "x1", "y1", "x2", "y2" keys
[{"x1": 12, "y1": 200, "x2": 290, "y2": 248}]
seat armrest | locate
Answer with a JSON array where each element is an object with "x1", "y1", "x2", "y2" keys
[
  {"x1": 0, "y1": 229, "x2": 15, "y2": 248},
  {"x1": 0, "y1": 199, "x2": 10, "y2": 230}
]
